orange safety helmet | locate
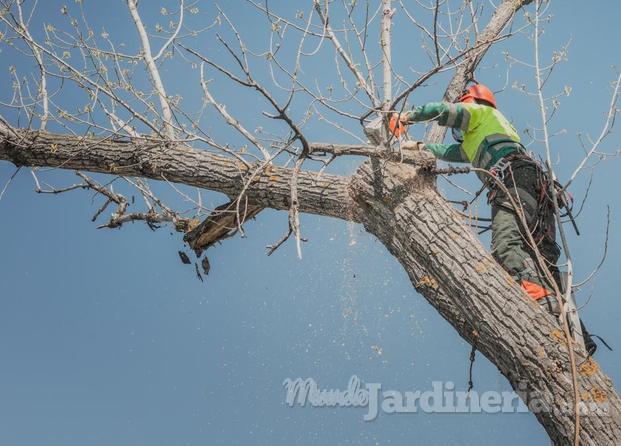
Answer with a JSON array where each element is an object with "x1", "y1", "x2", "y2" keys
[{"x1": 457, "y1": 84, "x2": 497, "y2": 108}]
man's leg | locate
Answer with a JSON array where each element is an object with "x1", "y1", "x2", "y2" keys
[
  {"x1": 491, "y1": 164, "x2": 598, "y2": 354},
  {"x1": 491, "y1": 205, "x2": 554, "y2": 299}
]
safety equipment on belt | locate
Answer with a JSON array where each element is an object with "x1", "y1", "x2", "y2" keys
[{"x1": 458, "y1": 84, "x2": 497, "y2": 109}]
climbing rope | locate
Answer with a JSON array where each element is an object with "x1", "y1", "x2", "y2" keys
[{"x1": 467, "y1": 329, "x2": 479, "y2": 393}]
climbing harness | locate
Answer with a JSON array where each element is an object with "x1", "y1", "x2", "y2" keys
[{"x1": 489, "y1": 156, "x2": 512, "y2": 182}]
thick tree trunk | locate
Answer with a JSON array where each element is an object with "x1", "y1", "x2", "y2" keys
[
  {"x1": 351, "y1": 159, "x2": 621, "y2": 445},
  {"x1": 1, "y1": 124, "x2": 620, "y2": 445}
]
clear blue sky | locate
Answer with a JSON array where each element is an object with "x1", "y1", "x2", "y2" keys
[{"x1": 0, "y1": 1, "x2": 619, "y2": 445}]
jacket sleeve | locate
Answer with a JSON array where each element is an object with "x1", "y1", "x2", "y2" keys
[
  {"x1": 425, "y1": 143, "x2": 468, "y2": 163},
  {"x1": 407, "y1": 102, "x2": 471, "y2": 131}
]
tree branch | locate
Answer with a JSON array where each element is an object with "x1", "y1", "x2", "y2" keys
[{"x1": 0, "y1": 122, "x2": 357, "y2": 222}]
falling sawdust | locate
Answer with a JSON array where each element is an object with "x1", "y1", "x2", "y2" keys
[
  {"x1": 339, "y1": 221, "x2": 386, "y2": 360},
  {"x1": 340, "y1": 221, "x2": 361, "y2": 330}
]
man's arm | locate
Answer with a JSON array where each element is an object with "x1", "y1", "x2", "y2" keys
[
  {"x1": 425, "y1": 142, "x2": 469, "y2": 163},
  {"x1": 405, "y1": 102, "x2": 471, "y2": 131}
]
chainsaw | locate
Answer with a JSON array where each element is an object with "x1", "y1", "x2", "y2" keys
[{"x1": 362, "y1": 112, "x2": 408, "y2": 146}]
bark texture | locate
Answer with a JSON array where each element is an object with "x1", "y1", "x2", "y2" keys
[
  {"x1": 351, "y1": 159, "x2": 621, "y2": 445},
  {"x1": 1, "y1": 123, "x2": 620, "y2": 445},
  {"x1": 0, "y1": 125, "x2": 357, "y2": 221},
  {"x1": 184, "y1": 201, "x2": 263, "y2": 256}
]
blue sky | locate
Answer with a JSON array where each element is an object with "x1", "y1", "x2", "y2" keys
[{"x1": 0, "y1": 1, "x2": 620, "y2": 445}]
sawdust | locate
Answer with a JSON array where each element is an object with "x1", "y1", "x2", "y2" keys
[
  {"x1": 474, "y1": 259, "x2": 493, "y2": 273},
  {"x1": 417, "y1": 275, "x2": 439, "y2": 290},
  {"x1": 579, "y1": 358, "x2": 600, "y2": 377},
  {"x1": 590, "y1": 387, "x2": 608, "y2": 403},
  {"x1": 550, "y1": 329, "x2": 564, "y2": 343},
  {"x1": 536, "y1": 347, "x2": 546, "y2": 358}
]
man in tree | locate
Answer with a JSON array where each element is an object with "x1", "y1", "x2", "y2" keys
[{"x1": 395, "y1": 84, "x2": 597, "y2": 354}]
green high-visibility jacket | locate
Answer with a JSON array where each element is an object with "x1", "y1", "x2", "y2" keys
[{"x1": 406, "y1": 102, "x2": 523, "y2": 180}]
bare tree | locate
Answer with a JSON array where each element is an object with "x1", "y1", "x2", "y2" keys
[{"x1": 0, "y1": 0, "x2": 619, "y2": 444}]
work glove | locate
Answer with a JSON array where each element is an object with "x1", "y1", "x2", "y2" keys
[
  {"x1": 392, "y1": 112, "x2": 411, "y2": 125},
  {"x1": 401, "y1": 140, "x2": 425, "y2": 151}
]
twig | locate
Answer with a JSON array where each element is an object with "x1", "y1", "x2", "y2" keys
[
  {"x1": 0, "y1": 167, "x2": 21, "y2": 201},
  {"x1": 127, "y1": 0, "x2": 176, "y2": 140}
]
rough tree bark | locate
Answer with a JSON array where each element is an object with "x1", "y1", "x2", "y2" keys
[
  {"x1": 0, "y1": 0, "x2": 618, "y2": 444},
  {"x1": 1, "y1": 122, "x2": 620, "y2": 445}
]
